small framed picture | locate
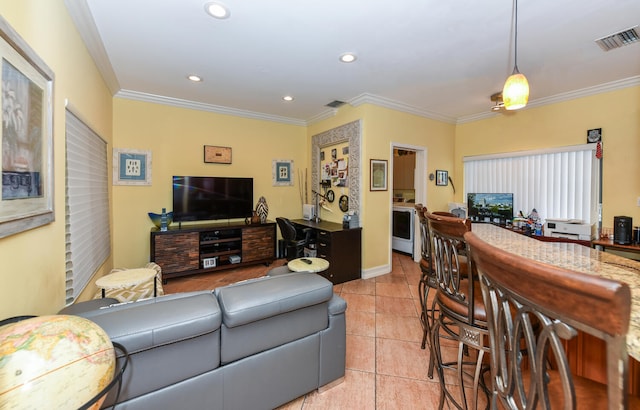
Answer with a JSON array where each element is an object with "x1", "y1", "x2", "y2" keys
[
  {"x1": 272, "y1": 159, "x2": 294, "y2": 186},
  {"x1": 113, "y1": 148, "x2": 152, "y2": 185},
  {"x1": 586, "y1": 128, "x2": 602, "y2": 143},
  {"x1": 204, "y1": 145, "x2": 232, "y2": 164},
  {"x1": 370, "y1": 159, "x2": 388, "y2": 191},
  {"x1": 436, "y1": 170, "x2": 448, "y2": 186}
]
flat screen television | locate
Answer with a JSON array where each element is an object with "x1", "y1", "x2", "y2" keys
[
  {"x1": 467, "y1": 193, "x2": 514, "y2": 224},
  {"x1": 173, "y1": 176, "x2": 253, "y2": 222}
]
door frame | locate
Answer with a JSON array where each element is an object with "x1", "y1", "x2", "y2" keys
[{"x1": 390, "y1": 142, "x2": 427, "y2": 262}]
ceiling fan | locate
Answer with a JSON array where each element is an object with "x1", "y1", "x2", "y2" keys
[{"x1": 490, "y1": 92, "x2": 505, "y2": 112}]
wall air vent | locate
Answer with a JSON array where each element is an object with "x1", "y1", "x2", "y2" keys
[
  {"x1": 325, "y1": 100, "x2": 346, "y2": 108},
  {"x1": 595, "y1": 25, "x2": 639, "y2": 51}
]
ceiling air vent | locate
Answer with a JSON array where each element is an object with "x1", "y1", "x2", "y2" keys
[
  {"x1": 595, "y1": 25, "x2": 639, "y2": 51},
  {"x1": 325, "y1": 100, "x2": 346, "y2": 108}
]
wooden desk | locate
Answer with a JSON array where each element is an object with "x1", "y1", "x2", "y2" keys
[
  {"x1": 291, "y1": 219, "x2": 361, "y2": 284},
  {"x1": 593, "y1": 238, "x2": 640, "y2": 255}
]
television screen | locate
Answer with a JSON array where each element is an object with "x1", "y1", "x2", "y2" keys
[
  {"x1": 467, "y1": 193, "x2": 514, "y2": 225},
  {"x1": 173, "y1": 176, "x2": 253, "y2": 222}
]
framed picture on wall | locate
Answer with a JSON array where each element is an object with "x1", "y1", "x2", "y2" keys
[
  {"x1": 0, "y1": 16, "x2": 55, "y2": 238},
  {"x1": 113, "y1": 148, "x2": 152, "y2": 185},
  {"x1": 370, "y1": 159, "x2": 388, "y2": 191},
  {"x1": 272, "y1": 159, "x2": 294, "y2": 186},
  {"x1": 436, "y1": 170, "x2": 448, "y2": 186}
]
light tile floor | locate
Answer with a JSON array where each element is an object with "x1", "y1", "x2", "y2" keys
[{"x1": 164, "y1": 252, "x2": 477, "y2": 409}]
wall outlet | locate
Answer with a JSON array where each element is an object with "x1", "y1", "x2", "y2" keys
[{"x1": 637, "y1": 196, "x2": 640, "y2": 207}]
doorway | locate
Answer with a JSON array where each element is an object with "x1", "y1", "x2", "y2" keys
[{"x1": 390, "y1": 144, "x2": 426, "y2": 262}]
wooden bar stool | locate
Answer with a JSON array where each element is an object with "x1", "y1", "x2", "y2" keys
[
  {"x1": 465, "y1": 231, "x2": 640, "y2": 409},
  {"x1": 427, "y1": 212, "x2": 489, "y2": 410}
]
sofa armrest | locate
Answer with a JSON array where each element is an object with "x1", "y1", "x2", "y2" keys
[
  {"x1": 328, "y1": 293, "x2": 347, "y2": 316},
  {"x1": 215, "y1": 272, "x2": 333, "y2": 328}
]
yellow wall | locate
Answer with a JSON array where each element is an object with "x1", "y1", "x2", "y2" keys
[
  {"x1": 454, "y1": 86, "x2": 640, "y2": 228},
  {"x1": 0, "y1": 0, "x2": 113, "y2": 318},
  {"x1": 111, "y1": 98, "x2": 307, "y2": 269},
  {"x1": 2, "y1": 1, "x2": 638, "y2": 320},
  {"x1": 308, "y1": 104, "x2": 456, "y2": 271}
]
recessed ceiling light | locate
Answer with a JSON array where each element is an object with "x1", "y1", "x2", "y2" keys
[
  {"x1": 204, "y1": 2, "x2": 230, "y2": 19},
  {"x1": 187, "y1": 75, "x2": 202, "y2": 82},
  {"x1": 283, "y1": 96, "x2": 294, "y2": 102},
  {"x1": 339, "y1": 53, "x2": 357, "y2": 63}
]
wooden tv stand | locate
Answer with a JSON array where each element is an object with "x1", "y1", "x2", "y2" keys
[{"x1": 150, "y1": 221, "x2": 276, "y2": 283}]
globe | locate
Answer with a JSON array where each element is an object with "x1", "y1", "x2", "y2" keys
[{"x1": 0, "y1": 315, "x2": 116, "y2": 409}]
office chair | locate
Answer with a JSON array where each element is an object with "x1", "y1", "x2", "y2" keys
[{"x1": 276, "y1": 217, "x2": 311, "y2": 261}]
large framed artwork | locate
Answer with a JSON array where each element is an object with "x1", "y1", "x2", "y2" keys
[
  {"x1": 0, "y1": 16, "x2": 54, "y2": 238},
  {"x1": 113, "y1": 148, "x2": 152, "y2": 185}
]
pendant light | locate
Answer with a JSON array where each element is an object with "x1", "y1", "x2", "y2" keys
[{"x1": 502, "y1": 0, "x2": 529, "y2": 110}]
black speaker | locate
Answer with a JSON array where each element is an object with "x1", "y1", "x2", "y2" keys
[{"x1": 613, "y1": 216, "x2": 632, "y2": 245}]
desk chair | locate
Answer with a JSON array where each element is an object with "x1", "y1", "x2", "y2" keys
[
  {"x1": 465, "y1": 231, "x2": 640, "y2": 409},
  {"x1": 276, "y1": 217, "x2": 311, "y2": 261},
  {"x1": 427, "y1": 212, "x2": 489, "y2": 410}
]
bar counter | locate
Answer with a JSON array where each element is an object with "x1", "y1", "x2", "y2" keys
[{"x1": 472, "y1": 223, "x2": 640, "y2": 361}]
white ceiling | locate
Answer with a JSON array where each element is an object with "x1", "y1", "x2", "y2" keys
[{"x1": 65, "y1": 0, "x2": 640, "y2": 125}]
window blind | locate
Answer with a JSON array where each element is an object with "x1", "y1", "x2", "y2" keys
[
  {"x1": 464, "y1": 144, "x2": 600, "y2": 224},
  {"x1": 65, "y1": 108, "x2": 110, "y2": 305}
]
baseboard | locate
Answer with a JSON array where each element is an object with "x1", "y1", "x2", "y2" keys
[{"x1": 361, "y1": 263, "x2": 391, "y2": 280}]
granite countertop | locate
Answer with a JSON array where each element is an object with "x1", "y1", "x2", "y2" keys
[{"x1": 472, "y1": 223, "x2": 640, "y2": 361}]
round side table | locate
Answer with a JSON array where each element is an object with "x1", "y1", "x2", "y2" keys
[
  {"x1": 95, "y1": 268, "x2": 157, "y2": 298},
  {"x1": 287, "y1": 257, "x2": 330, "y2": 273}
]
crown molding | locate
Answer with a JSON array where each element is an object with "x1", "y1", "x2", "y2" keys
[
  {"x1": 115, "y1": 90, "x2": 308, "y2": 126},
  {"x1": 349, "y1": 93, "x2": 458, "y2": 124},
  {"x1": 64, "y1": 0, "x2": 120, "y2": 94},
  {"x1": 306, "y1": 109, "x2": 338, "y2": 125},
  {"x1": 457, "y1": 75, "x2": 640, "y2": 124}
]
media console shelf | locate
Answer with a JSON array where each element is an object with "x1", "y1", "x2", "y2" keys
[{"x1": 150, "y1": 221, "x2": 276, "y2": 283}]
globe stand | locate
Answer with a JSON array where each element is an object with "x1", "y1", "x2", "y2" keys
[{"x1": 79, "y1": 341, "x2": 130, "y2": 410}]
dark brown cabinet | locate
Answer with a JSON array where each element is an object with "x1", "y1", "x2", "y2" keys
[
  {"x1": 291, "y1": 219, "x2": 361, "y2": 284},
  {"x1": 150, "y1": 222, "x2": 276, "y2": 282}
]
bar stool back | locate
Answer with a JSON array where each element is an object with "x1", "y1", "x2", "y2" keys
[
  {"x1": 427, "y1": 212, "x2": 489, "y2": 410},
  {"x1": 465, "y1": 231, "x2": 638, "y2": 409}
]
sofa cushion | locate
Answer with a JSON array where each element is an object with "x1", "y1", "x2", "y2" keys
[
  {"x1": 78, "y1": 291, "x2": 221, "y2": 353},
  {"x1": 214, "y1": 272, "x2": 333, "y2": 328}
]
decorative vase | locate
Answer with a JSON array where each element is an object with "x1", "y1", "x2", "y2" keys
[
  {"x1": 251, "y1": 211, "x2": 261, "y2": 224},
  {"x1": 256, "y1": 196, "x2": 268, "y2": 223},
  {"x1": 148, "y1": 211, "x2": 173, "y2": 229}
]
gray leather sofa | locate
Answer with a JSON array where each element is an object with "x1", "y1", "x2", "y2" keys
[{"x1": 72, "y1": 272, "x2": 347, "y2": 410}]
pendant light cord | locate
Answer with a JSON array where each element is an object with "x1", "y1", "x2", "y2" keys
[{"x1": 513, "y1": 0, "x2": 519, "y2": 74}]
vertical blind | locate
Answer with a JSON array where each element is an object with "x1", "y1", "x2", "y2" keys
[
  {"x1": 464, "y1": 144, "x2": 600, "y2": 224},
  {"x1": 65, "y1": 108, "x2": 110, "y2": 305}
]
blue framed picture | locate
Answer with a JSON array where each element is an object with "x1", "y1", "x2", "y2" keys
[
  {"x1": 113, "y1": 148, "x2": 152, "y2": 185},
  {"x1": 272, "y1": 159, "x2": 293, "y2": 186}
]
